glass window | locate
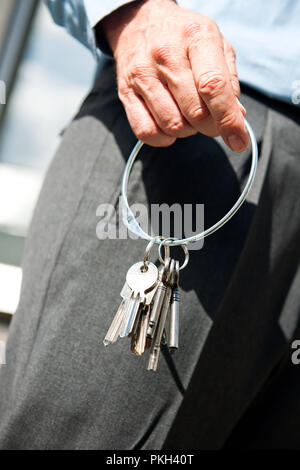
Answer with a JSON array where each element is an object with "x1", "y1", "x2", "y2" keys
[{"x1": 0, "y1": 0, "x2": 96, "y2": 313}]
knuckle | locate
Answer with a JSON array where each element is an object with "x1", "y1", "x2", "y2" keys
[
  {"x1": 197, "y1": 71, "x2": 227, "y2": 97},
  {"x1": 201, "y1": 17, "x2": 219, "y2": 36},
  {"x1": 217, "y1": 110, "x2": 241, "y2": 130},
  {"x1": 183, "y1": 17, "x2": 219, "y2": 40},
  {"x1": 184, "y1": 18, "x2": 218, "y2": 42},
  {"x1": 183, "y1": 22, "x2": 202, "y2": 41},
  {"x1": 135, "y1": 126, "x2": 157, "y2": 142},
  {"x1": 151, "y1": 44, "x2": 172, "y2": 65},
  {"x1": 188, "y1": 105, "x2": 209, "y2": 121},
  {"x1": 129, "y1": 64, "x2": 152, "y2": 84},
  {"x1": 164, "y1": 120, "x2": 186, "y2": 136}
]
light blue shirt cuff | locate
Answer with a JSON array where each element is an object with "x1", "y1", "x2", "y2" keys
[{"x1": 83, "y1": 0, "x2": 136, "y2": 27}]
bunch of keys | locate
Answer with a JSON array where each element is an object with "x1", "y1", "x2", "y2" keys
[{"x1": 103, "y1": 238, "x2": 188, "y2": 371}]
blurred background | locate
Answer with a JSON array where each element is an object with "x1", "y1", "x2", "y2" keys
[{"x1": 0, "y1": 0, "x2": 96, "y2": 342}]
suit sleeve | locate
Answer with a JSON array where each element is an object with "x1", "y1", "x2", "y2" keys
[{"x1": 44, "y1": 0, "x2": 137, "y2": 59}]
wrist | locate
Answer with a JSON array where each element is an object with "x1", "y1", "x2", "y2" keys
[
  {"x1": 101, "y1": 1, "x2": 143, "y2": 54},
  {"x1": 100, "y1": 0, "x2": 177, "y2": 57}
]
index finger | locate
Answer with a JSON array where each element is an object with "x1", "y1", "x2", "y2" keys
[{"x1": 187, "y1": 23, "x2": 249, "y2": 152}]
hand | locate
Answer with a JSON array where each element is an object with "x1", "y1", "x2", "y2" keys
[{"x1": 101, "y1": 0, "x2": 249, "y2": 151}]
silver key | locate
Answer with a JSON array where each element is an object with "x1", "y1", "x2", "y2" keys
[
  {"x1": 147, "y1": 258, "x2": 171, "y2": 339},
  {"x1": 126, "y1": 276, "x2": 159, "y2": 341},
  {"x1": 104, "y1": 279, "x2": 133, "y2": 345},
  {"x1": 121, "y1": 280, "x2": 158, "y2": 306},
  {"x1": 103, "y1": 299, "x2": 125, "y2": 346},
  {"x1": 131, "y1": 304, "x2": 150, "y2": 356},
  {"x1": 120, "y1": 261, "x2": 158, "y2": 337},
  {"x1": 148, "y1": 259, "x2": 175, "y2": 371},
  {"x1": 104, "y1": 261, "x2": 158, "y2": 344},
  {"x1": 126, "y1": 261, "x2": 158, "y2": 299},
  {"x1": 169, "y1": 260, "x2": 180, "y2": 353},
  {"x1": 120, "y1": 281, "x2": 132, "y2": 300}
]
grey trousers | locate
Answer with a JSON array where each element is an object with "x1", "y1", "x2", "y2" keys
[{"x1": 0, "y1": 60, "x2": 299, "y2": 450}]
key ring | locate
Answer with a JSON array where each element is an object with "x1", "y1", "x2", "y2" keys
[
  {"x1": 142, "y1": 236, "x2": 170, "y2": 271},
  {"x1": 121, "y1": 118, "x2": 258, "y2": 247},
  {"x1": 158, "y1": 238, "x2": 189, "y2": 270}
]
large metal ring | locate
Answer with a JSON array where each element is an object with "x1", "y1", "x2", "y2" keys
[{"x1": 121, "y1": 118, "x2": 258, "y2": 247}]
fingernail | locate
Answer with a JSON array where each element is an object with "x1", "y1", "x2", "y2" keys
[
  {"x1": 228, "y1": 134, "x2": 246, "y2": 152},
  {"x1": 236, "y1": 97, "x2": 246, "y2": 115}
]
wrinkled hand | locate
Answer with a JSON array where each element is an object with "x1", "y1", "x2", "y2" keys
[{"x1": 102, "y1": 0, "x2": 249, "y2": 151}]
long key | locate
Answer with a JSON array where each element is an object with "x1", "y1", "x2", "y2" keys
[
  {"x1": 119, "y1": 265, "x2": 159, "y2": 339},
  {"x1": 147, "y1": 258, "x2": 171, "y2": 339},
  {"x1": 130, "y1": 277, "x2": 159, "y2": 339},
  {"x1": 130, "y1": 280, "x2": 157, "y2": 337},
  {"x1": 130, "y1": 307, "x2": 142, "y2": 354},
  {"x1": 104, "y1": 275, "x2": 137, "y2": 345},
  {"x1": 103, "y1": 299, "x2": 126, "y2": 346},
  {"x1": 131, "y1": 305, "x2": 150, "y2": 356},
  {"x1": 119, "y1": 280, "x2": 159, "y2": 341},
  {"x1": 104, "y1": 277, "x2": 136, "y2": 345},
  {"x1": 148, "y1": 259, "x2": 175, "y2": 371},
  {"x1": 169, "y1": 260, "x2": 180, "y2": 353},
  {"x1": 137, "y1": 306, "x2": 151, "y2": 354}
]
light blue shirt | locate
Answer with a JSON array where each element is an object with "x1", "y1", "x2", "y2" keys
[{"x1": 45, "y1": 0, "x2": 300, "y2": 106}]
